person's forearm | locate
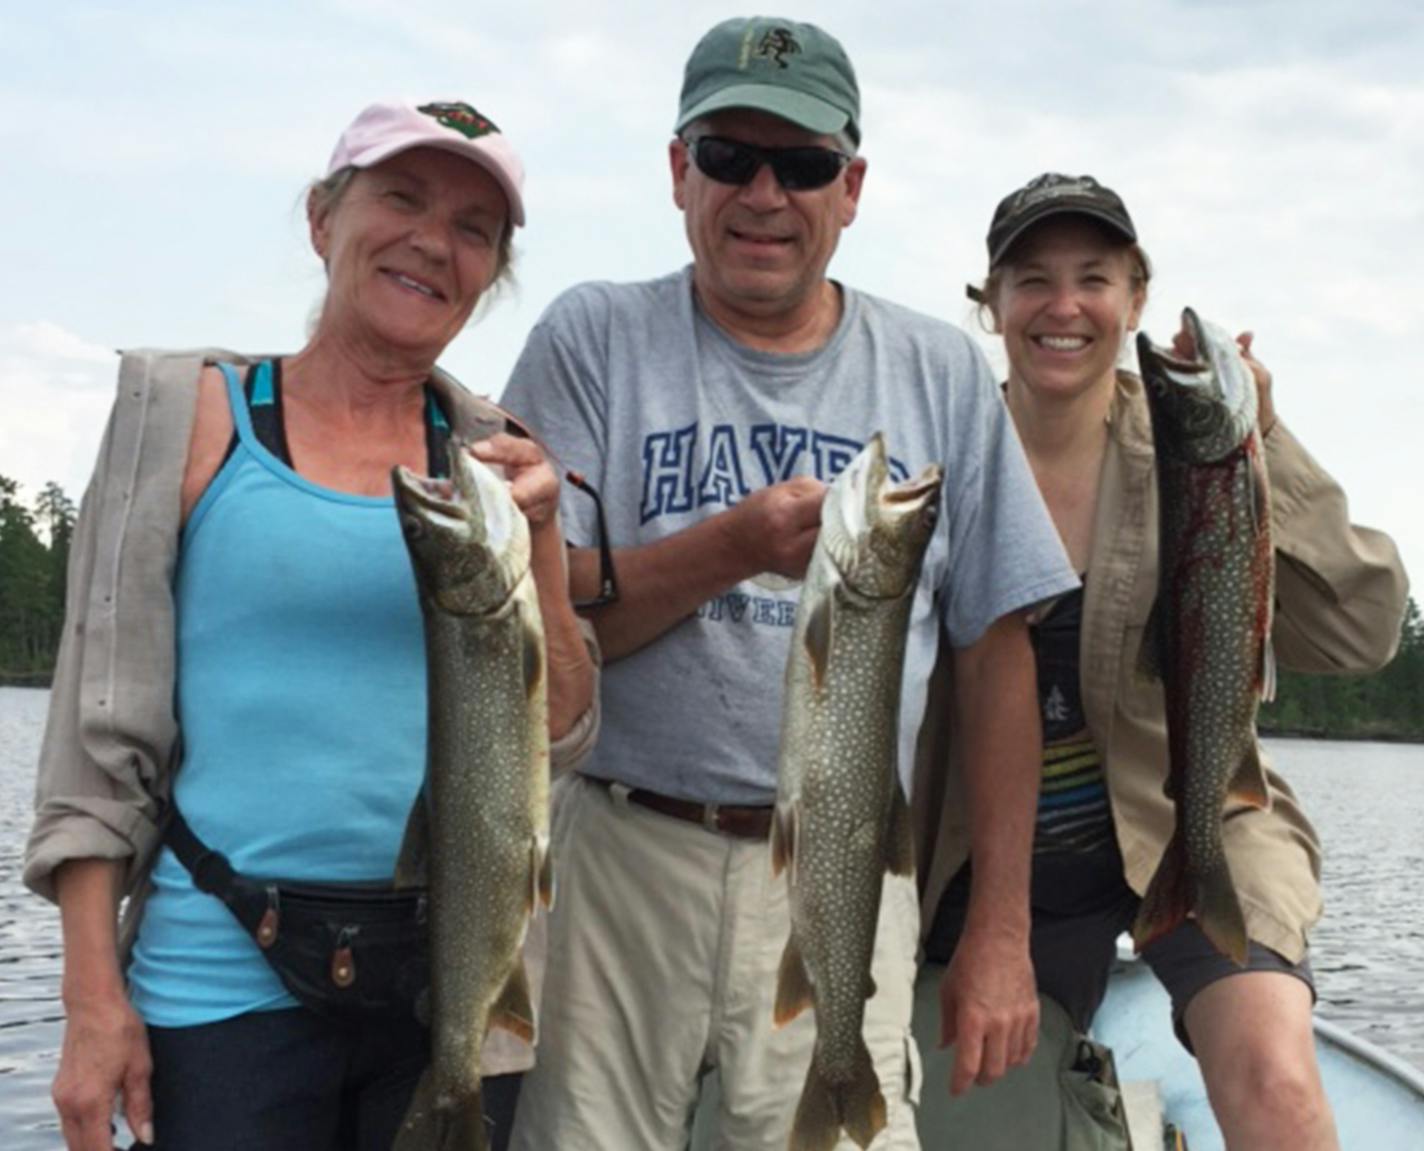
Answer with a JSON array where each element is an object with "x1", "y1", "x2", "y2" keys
[
  {"x1": 55, "y1": 859, "x2": 126, "y2": 1007},
  {"x1": 954, "y1": 615, "x2": 1039, "y2": 942},
  {"x1": 567, "y1": 515, "x2": 757, "y2": 660},
  {"x1": 530, "y1": 526, "x2": 596, "y2": 740}
]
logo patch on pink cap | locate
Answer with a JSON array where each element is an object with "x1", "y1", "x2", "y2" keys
[{"x1": 416, "y1": 102, "x2": 499, "y2": 140}]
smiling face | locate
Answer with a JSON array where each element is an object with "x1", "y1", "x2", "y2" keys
[
  {"x1": 992, "y1": 217, "x2": 1146, "y2": 406},
  {"x1": 670, "y1": 108, "x2": 865, "y2": 341},
  {"x1": 310, "y1": 146, "x2": 509, "y2": 367}
]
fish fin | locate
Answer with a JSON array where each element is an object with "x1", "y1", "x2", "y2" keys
[
  {"x1": 773, "y1": 933, "x2": 815, "y2": 1026},
  {"x1": 788, "y1": 1040, "x2": 887, "y2": 1151},
  {"x1": 885, "y1": 783, "x2": 916, "y2": 878},
  {"x1": 489, "y1": 961, "x2": 536, "y2": 1043},
  {"x1": 864, "y1": 972, "x2": 877, "y2": 1001},
  {"x1": 1136, "y1": 596, "x2": 1165, "y2": 683},
  {"x1": 522, "y1": 617, "x2": 545, "y2": 699},
  {"x1": 536, "y1": 836, "x2": 555, "y2": 911},
  {"x1": 414, "y1": 986, "x2": 432, "y2": 1030},
  {"x1": 1131, "y1": 830, "x2": 1190, "y2": 953},
  {"x1": 393, "y1": 789, "x2": 430, "y2": 888},
  {"x1": 1194, "y1": 858, "x2": 1251, "y2": 968},
  {"x1": 771, "y1": 804, "x2": 796, "y2": 878},
  {"x1": 1260, "y1": 633, "x2": 1277, "y2": 703},
  {"x1": 1229, "y1": 744, "x2": 1272, "y2": 811},
  {"x1": 804, "y1": 596, "x2": 833, "y2": 690},
  {"x1": 394, "y1": 1070, "x2": 490, "y2": 1151}
]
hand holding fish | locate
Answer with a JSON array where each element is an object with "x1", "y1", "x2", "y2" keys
[
  {"x1": 1170, "y1": 319, "x2": 1276, "y2": 438},
  {"x1": 938, "y1": 923, "x2": 1039, "y2": 1095},
  {"x1": 471, "y1": 433, "x2": 563, "y2": 531},
  {"x1": 730, "y1": 476, "x2": 826, "y2": 581}
]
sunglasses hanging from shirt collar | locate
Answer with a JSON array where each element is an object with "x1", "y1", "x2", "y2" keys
[{"x1": 497, "y1": 410, "x2": 619, "y2": 610}]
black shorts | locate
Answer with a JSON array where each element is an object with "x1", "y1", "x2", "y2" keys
[{"x1": 924, "y1": 839, "x2": 1314, "y2": 1046}]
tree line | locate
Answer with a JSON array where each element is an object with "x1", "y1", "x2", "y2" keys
[{"x1": 1, "y1": 472, "x2": 1421, "y2": 739}]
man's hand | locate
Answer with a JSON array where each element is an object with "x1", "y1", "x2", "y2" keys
[
  {"x1": 938, "y1": 923, "x2": 1038, "y2": 1095},
  {"x1": 729, "y1": 476, "x2": 826, "y2": 581}
]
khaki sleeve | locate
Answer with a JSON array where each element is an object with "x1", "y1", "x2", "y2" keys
[
  {"x1": 24, "y1": 401, "x2": 164, "y2": 904},
  {"x1": 1266, "y1": 420, "x2": 1410, "y2": 674}
]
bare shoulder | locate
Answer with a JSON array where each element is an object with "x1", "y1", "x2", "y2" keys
[{"x1": 180, "y1": 364, "x2": 235, "y2": 525}]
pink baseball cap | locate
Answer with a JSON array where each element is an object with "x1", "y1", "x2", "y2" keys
[{"x1": 327, "y1": 100, "x2": 526, "y2": 227}]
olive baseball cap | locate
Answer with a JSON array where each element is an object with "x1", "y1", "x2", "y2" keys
[
  {"x1": 674, "y1": 17, "x2": 860, "y2": 145},
  {"x1": 986, "y1": 173, "x2": 1135, "y2": 268}
]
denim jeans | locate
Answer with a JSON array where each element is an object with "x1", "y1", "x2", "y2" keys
[{"x1": 143, "y1": 1008, "x2": 521, "y2": 1151}]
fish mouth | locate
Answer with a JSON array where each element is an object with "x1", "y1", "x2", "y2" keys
[
  {"x1": 883, "y1": 464, "x2": 943, "y2": 508},
  {"x1": 392, "y1": 465, "x2": 467, "y2": 531},
  {"x1": 1141, "y1": 309, "x2": 1205, "y2": 374}
]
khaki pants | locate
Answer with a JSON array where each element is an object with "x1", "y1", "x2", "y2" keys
[{"x1": 510, "y1": 775, "x2": 923, "y2": 1151}]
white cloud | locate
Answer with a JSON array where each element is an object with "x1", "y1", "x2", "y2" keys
[{"x1": 0, "y1": 323, "x2": 116, "y2": 505}]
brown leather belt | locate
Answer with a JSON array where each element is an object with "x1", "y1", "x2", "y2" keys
[{"x1": 583, "y1": 775, "x2": 773, "y2": 840}]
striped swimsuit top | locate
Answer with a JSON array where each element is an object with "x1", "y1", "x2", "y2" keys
[{"x1": 1030, "y1": 584, "x2": 1114, "y2": 855}]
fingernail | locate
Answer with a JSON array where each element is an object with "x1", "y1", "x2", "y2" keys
[{"x1": 142, "y1": 1120, "x2": 155, "y2": 1144}]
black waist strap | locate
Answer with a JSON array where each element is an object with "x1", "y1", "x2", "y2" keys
[{"x1": 164, "y1": 809, "x2": 274, "y2": 941}]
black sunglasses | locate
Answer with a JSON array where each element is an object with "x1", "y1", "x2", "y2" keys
[
  {"x1": 684, "y1": 135, "x2": 851, "y2": 192},
  {"x1": 500, "y1": 415, "x2": 620, "y2": 610}
]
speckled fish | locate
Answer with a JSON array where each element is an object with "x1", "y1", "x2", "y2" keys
[
  {"x1": 1132, "y1": 308, "x2": 1275, "y2": 968},
  {"x1": 391, "y1": 442, "x2": 552, "y2": 1151},
  {"x1": 772, "y1": 435, "x2": 941, "y2": 1151}
]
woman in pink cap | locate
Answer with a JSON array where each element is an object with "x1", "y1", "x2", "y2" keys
[{"x1": 25, "y1": 100, "x2": 597, "y2": 1151}]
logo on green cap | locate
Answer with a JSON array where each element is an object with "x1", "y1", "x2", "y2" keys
[
  {"x1": 417, "y1": 102, "x2": 499, "y2": 140},
  {"x1": 753, "y1": 28, "x2": 801, "y2": 69}
]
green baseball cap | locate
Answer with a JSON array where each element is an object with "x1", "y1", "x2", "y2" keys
[{"x1": 675, "y1": 17, "x2": 861, "y2": 146}]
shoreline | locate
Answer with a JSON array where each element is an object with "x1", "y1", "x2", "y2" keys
[
  {"x1": 1, "y1": 679, "x2": 1419, "y2": 746},
  {"x1": 0, "y1": 675, "x2": 51, "y2": 690}
]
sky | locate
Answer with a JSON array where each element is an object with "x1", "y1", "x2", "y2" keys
[{"x1": 1, "y1": 0, "x2": 1420, "y2": 585}]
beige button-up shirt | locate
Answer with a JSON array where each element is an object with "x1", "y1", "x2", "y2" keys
[{"x1": 913, "y1": 373, "x2": 1409, "y2": 964}]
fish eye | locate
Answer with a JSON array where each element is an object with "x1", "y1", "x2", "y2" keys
[{"x1": 401, "y1": 515, "x2": 427, "y2": 541}]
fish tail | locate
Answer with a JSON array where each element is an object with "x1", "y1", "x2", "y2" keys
[
  {"x1": 1194, "y1": 858, "x2": 1250, "y2": 968},
  {"x1": 1132, "y1": 830, "x2": 1191, "y2": 952},
  {"x1": 393, "y1": 1070, "x2": 490, "y2": 1151},
  {"x1": 789, "y1": 1042, "x2": 886, "y2": 1151}
]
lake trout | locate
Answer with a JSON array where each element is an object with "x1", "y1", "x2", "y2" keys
[
  {"x1": 1133, "y1": 308, "x2": 1275, "y2": 968},
  {"x1": 772, "y1": 434, "x2": 941, "y2": 1151},
  {"x1": 390, "y1": 442, "x2": 552, "y2": 1151}
]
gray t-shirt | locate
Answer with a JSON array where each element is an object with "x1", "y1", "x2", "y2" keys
[{"x1": 501, "y1": 267, "x2": 1076, "y2": 804}]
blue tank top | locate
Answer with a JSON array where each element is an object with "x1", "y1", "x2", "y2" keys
[{"x1": 128, "y1": 362, "x2": 429, "y2": 1026}]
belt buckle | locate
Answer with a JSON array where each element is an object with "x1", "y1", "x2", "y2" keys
[{"x1": 702, "y1": 802, "x2": 722, "y2": 834}]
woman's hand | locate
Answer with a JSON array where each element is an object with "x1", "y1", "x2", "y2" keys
[
  {"x1": 54, "y1": 988, "x2": 153, "y2": 1151},
  {"x1": 470, "y1": 434, "x2": 563, "y2": 533},
  {"x1": 1235, "y1": 331, "x2": 1276, "y2": 437},
  {"x1": 1169, "y1": 319, "x2": 1276, "y2": 437}
]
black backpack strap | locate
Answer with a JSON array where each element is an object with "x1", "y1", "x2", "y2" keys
[{"x1": 246, "y1": 360, "x2": 292, "y2": 466}]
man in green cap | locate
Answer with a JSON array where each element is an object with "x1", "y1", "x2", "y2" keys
[{"x1": 502, "y1": 17, "x2": 1077, "y2": 1148}]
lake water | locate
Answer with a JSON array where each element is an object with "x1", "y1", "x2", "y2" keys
[{"x1": 2, "y1": 686, "x2": 1422, "y2": 1148}]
